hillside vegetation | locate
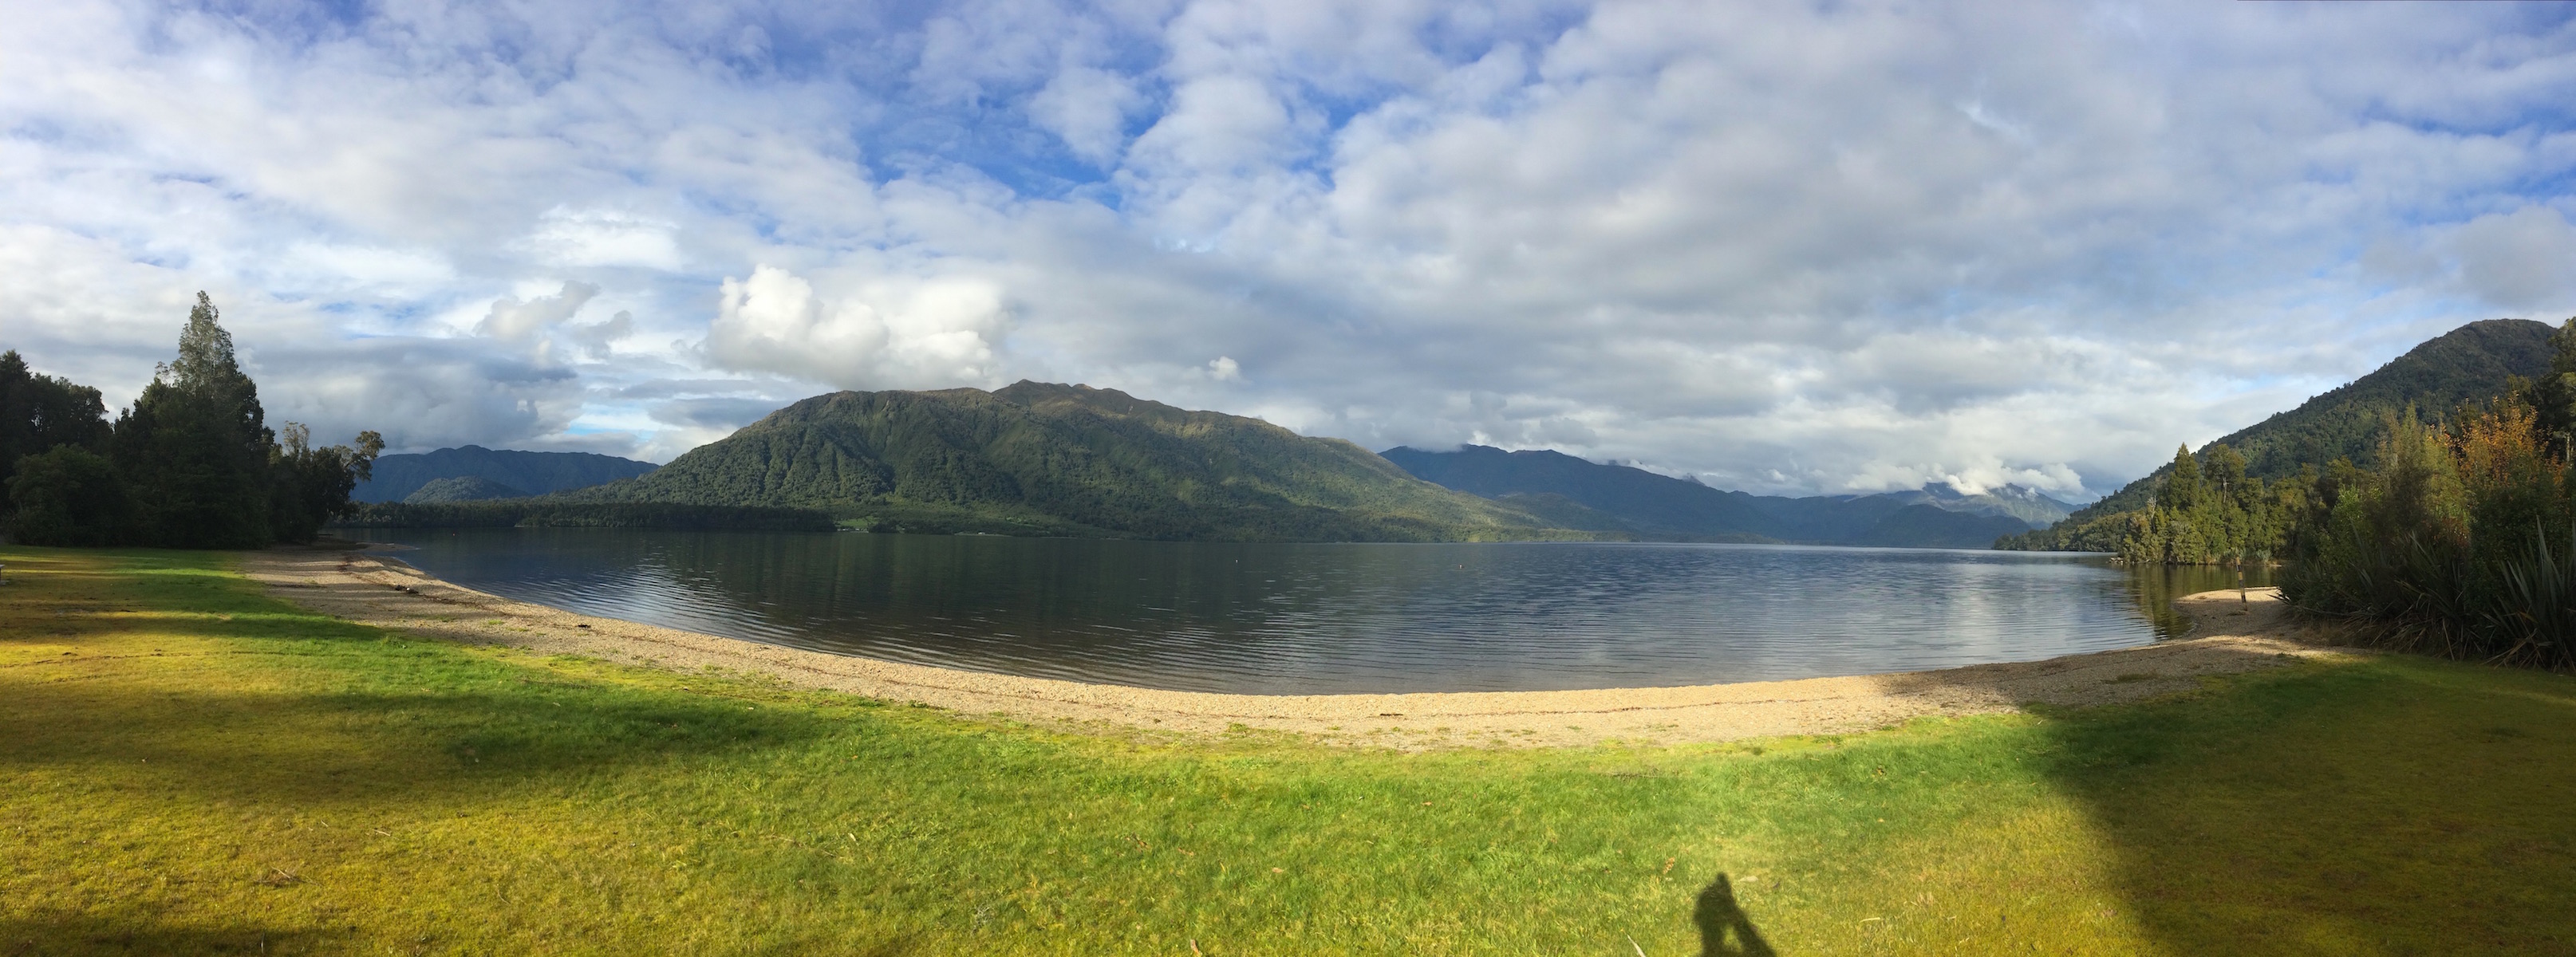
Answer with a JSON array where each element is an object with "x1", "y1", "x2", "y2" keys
[
  {"x1": 563, "y1": 382, "x2": 1597, "y2": 542},
  {"x1": 356, "y1": 446, "x2": 657, "y2": 503},
  {"x1": 8, "y1": 548, "x2": 2574, "y2": 953},
  {"x1": 2002, "y1": 318, "x2": 2554, "y2": 553}
]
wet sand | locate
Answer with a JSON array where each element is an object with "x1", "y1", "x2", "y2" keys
[{"x1": 243, "y1": 545, "x2": 2353, "y2": 749}]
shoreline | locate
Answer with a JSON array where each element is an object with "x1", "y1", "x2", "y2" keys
[{"x1": 243, "y1": 546, "x2": 2353, "y2": 749}]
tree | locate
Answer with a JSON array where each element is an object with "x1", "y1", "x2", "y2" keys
[
  {"x1": 6, "y1": 446, "x2": 132, "y2": 545},
  {"x1": 112, "y1": 293, "x2": 278, "y2": 548},
  {"x1": 270, "y1": 423, "x2": 384, "y2": 543},
  {"x1": 2527, "y1": 317, "x2": 2576, "y2": 459},
  {"x1": 1, "y1": 349, "x2": 111, "y2": 490},
  {"x1": 2160, "y1": 443, "x2": 2202, "y2": 512}
]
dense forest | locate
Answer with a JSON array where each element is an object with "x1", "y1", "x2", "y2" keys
[
  {"x1": 3, "y1": 294, "x2": 381, "y2": 547},
  {"x1": 2282, "y1": 318, "x2": 2576, "y2": 671}
]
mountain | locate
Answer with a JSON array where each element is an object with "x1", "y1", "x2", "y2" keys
[
  {"x1": 560, "y1": 382, "x2": 1599, "y2": 542},
  {"x1": 2005, "y1": 317, "x2": 2555, "y2": 549},
  {"x1": 1379, "y1": 444, "x2": 2068, "y2": 548},
  {"x1": 355, "y1": 446, "x2": 660, "y2": 503},
  {"x1": 1380, "y1": 445, "x2": 1778, "y2": 540},
  {"x1": 401, "y1": 475, "x2": 530, "y2": 503}
]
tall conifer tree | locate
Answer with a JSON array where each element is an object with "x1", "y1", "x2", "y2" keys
[{"x1": 114, "y1": 293, "x2": 277, "y2": 548}]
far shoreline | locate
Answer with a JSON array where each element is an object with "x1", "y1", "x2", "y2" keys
[{"x1": 247, "y1": 545, "x2": 2349, "y2": 749}]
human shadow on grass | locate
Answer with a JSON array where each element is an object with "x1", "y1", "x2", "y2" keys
[
  {"x1": 0, "y1": 912, "x2": 329, "y2": 955},
  {"x1": 0, "y1": 677, "x2": 842, "y2": 808},
  {"x1": 1692, "y1": 876, "x2": 1775, "y2": 957}
]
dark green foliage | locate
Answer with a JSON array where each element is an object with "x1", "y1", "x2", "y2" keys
[
  {"x1": 354, "y1": 446, "x2": 657, "y2": 502},
  {"x1": 111, "y1": 293, "x2": 278, "y2": 548},
  {"x1": 0, "y1": 349, "x2": 112, "y2": 492},
  {"x1": 561, "y1": 382, "x2": 1597, "y2": 542},
  {"x1": 269, "y1": 424, "x2": 384, "y2": 544},
  {"x1": 1384, "y1": 444, "x2": 2065, "y2": 546},
  {"x1": 6, "y1": 446, "x2": 132, "y2": 545},
  {"x1": 9, "y1": 294, "x2": 381, "y2": 549},
  {"x1": 2282, "y1": 330, "x2": 2576, "y2": 670},
  {"x1": 340, "y1": 501, "x2": 836, "y2": 531},
  {"x1": 2004, "y1": 318, "x2": 2558, "y2": 553},
  {"x1": 402, "y1": 475, "x2": 530, "y2": 503}
]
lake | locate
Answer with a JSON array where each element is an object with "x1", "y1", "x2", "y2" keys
[{"x1": 362, "y1": 529, "x2": 2270, "y2": 695}]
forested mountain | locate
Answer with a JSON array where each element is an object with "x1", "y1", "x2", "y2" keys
[
  {"x1": 402, "y1": 475, "x2": 529, "y2": 502},
  {"x1": 356, "y1": 446, "x2": 657, "y2": 502},
  {"x1": 1380, "y1": 444, "x2": 2067, "y2": 548},
  {"x1": 561, "y1": 382, "x2": 1596, "y2": 541},
  {"x1": 2002, "y1": 317, "x2": 2555, "y2": 551}
]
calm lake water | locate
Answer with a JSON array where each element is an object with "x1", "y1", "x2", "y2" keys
[{"x1": 363, "y1": 529, "x2": 2270, "y2": 695}]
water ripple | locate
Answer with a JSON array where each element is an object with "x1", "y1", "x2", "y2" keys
[{"x1": 371, "y1": 530, "x2": 2262, "y2": 695}]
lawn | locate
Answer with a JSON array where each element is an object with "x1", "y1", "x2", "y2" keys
[{"x1": 3, "y1": 548, "x2": 2571, "y2": 955}]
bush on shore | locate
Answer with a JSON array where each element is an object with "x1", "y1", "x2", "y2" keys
[{"x1": 2282, "y1": 318, "x2": 2576, "y2": 670}]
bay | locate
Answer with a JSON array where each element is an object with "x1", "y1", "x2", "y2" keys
[{"x1": 365, "y1": 529, "x2": 2270, "y2": 695}]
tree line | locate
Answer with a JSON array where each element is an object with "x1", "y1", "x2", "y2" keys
[
  {"x1": 341, "y1": 501, "x2": 837, "y2": 532},
  {"x1": 3, "y1": 293, "x2": 381, "y2": 547},
  {"x1": 2279, "y1": 318, "x2": 2576, "y2": 671}
]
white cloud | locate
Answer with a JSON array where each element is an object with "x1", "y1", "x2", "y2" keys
[
  {"x1": 1031, "y1": 66, "x2": 1146, "y2": 165},
  {"x1": 701, "y1": 264, "x2": 1010, "y2": 390},
  {"x1": 5, "y1": 0, "x2": 2575, "y2": 495},
  {"x1": 475, "y1": 281, "x2": 600, "y2": 342},
  {"x1": 515, "y1": 207, "x2": 687, "y2": 271},
  {"x1": 2448, "y1": 205, "x2": 2576, "y2": 313}
]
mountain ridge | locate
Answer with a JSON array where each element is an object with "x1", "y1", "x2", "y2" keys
[
  {"x1": 1379, "y1": 444, "x2": 2069, "y2": 547},
  {"x1": 356, "y1": 445, "x2": 658, "y2": 503},
  {"x1": 558, "y1": 381, "x2": 1602, "y2": 542}
]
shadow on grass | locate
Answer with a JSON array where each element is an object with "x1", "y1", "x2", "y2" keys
[
  {"x1": 0, "y1": 676, "x2": 839, "y2": 807},
  {"x1": 1872, "y1": 586, "x2": 2576, "y2": 952},
  {"x1": 1692, "y1": 876, "x2": 1775, "y2": 956},
  {"x1": 0, "y1": 912, "x2": 330, "y2": 955}
]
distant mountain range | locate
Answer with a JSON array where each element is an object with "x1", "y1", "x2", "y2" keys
[
  {"x1": 354, "y1": 445, "x2": 659, "y2": 503},
  {"x1": 1381, "y1": 444, "x2": 2072, "y2": 548},
  {"x1": 557, "y1": 382, "x2": 1590, "y2": 542},
  {"x1": 2004, "y1": 317, "x2": 2555, "y2": 550}
]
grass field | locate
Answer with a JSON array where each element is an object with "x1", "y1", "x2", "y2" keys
[{"x1": 4, "y1": 548, "x2": 2573, "y2": 955}]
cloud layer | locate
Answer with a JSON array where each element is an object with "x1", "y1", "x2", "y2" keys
[{"x1": 3, "y1": 1, "x2": 2574, "y2": 496}]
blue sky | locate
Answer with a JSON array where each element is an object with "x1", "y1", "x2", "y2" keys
[{"x1": 6, "y1": 0, "x2": 2575, "y2": 500}]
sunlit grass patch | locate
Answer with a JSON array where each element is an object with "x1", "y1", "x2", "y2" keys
[{"x1": 3, "y1": 547, "x2": 2572, "y2": 955}]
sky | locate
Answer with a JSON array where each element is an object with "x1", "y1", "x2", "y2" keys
[{"x1": 5, "y1": 1, "x2": 2576, "y2": 501}]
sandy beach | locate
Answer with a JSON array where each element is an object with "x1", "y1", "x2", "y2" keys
[{"x1": 243, "y1": 545, "x2": 2353, "y2": 749}]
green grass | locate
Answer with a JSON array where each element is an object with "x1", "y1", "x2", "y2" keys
[{"x1": 4, "y1": 549, "x2": 2573, "y2": 955}]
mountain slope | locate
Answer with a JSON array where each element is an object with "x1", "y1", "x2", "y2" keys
[
  {"x1": 357, "y1": 446, "x2": 658, "y2": 502},
  {"x1": 1379, "y1": 445, "x2": 1781, "y2": 541},
  {"x1": 563, "y1": 382, "x2": 1594, "y2": 542},
  {"x1": 402, "y1": 475, "x2": 530, "y2": 503},
  {"x1": 1381, "y1": 444, "x2": 2070, "y2": 548},
  {"x1": 2006, "y1": 317, "x2": 2555, "y2": 549}
]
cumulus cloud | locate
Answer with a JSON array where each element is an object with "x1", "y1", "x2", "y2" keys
[
  {"x1": 6, "y1": 0, "x2": 2575, "y2": 493},
  {"x1": 701, "y1": 264, "x2": 1009, "y2": 390},
  {"x1": 475, "y1": 282, "x2": 600, "y2": 342}
]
